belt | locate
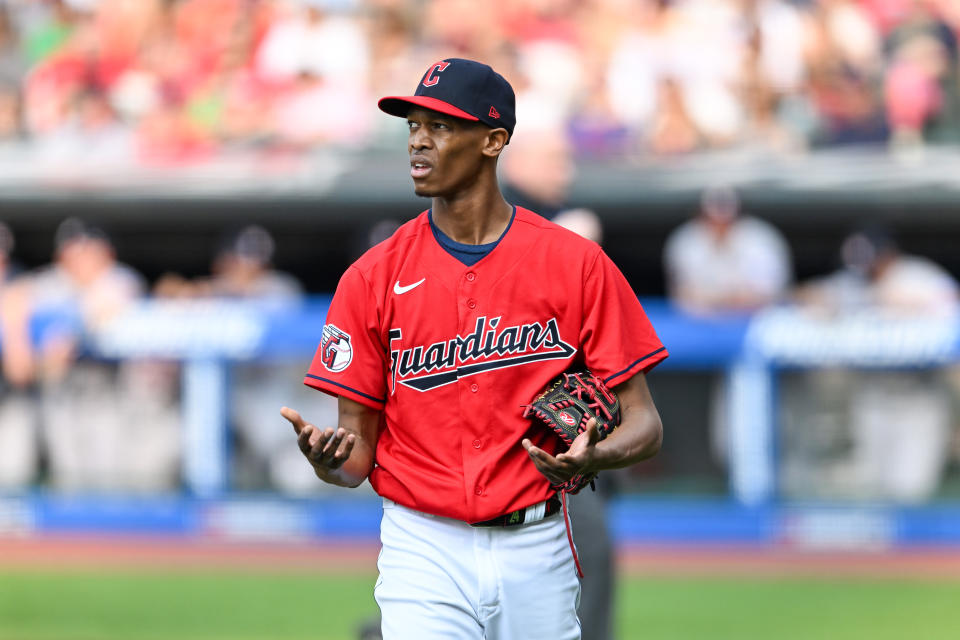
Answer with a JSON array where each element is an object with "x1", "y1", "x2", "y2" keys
[{"x1": 471, "y1": 495, "x2": 562, "y2": 528}]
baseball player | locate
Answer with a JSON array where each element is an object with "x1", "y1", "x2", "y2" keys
[{"x1": 282, "y1": 58, "x2": 668, "y2": 640}]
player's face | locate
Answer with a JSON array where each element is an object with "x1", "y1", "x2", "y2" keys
[{"x1": 407, "y1": 108, "x2": 492, "y2": 198}]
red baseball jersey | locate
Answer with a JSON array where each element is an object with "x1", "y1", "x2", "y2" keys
[{"x1": 304, "y1": 207, "x2": 667, "y2": 523}]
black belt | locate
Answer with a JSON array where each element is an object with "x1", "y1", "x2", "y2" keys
[{"x1": 471, "y1": 495, "x2": 562, "y2": 527}]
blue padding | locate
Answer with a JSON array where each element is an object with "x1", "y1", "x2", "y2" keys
[
  {"x1": 638, "y1": 299, "x2": 751, "y2": 369},
  {"x1": 302, "y1": 496, "x2": 383, "y2": 539},
  {"x1": 895, "y1": 505, "x2": 960, "y2": 544},
  {"x1": 609, "y1": 497, "x2": 773, "y2": 543},
  {"x1": 16, "y1": 494, "x2": 960, "y2": 546},
  {"x1": 33, "y1": 493, "x2": 197, "y2": 535},
  {"x1": 254, "y1": 297, "x2": 332, "y2": 358}
]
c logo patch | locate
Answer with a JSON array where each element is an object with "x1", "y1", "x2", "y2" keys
[
  {"x1": 320, "y1": 324, "x2": 353, "y2": 372},
  {"x1": 422, "y1": 61, "x2": 450, "y2": 87}
]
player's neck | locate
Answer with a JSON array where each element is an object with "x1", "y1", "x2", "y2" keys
[{"x1": 432, "y1": 188, "x2": 512, "y2": 246}]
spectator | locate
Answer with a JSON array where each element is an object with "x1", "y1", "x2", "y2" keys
[
  {"x1": 663, "y1": 185, "x2": 793, "y2": 475},
  {"x1": 500, "y1": 125, "x2": 575, "y2": 219},
  {"x1": 788, "y1": 227, "x2": 958, "y2": 502},
  {"x1": 256, "y1": 1, "x2": 372, "y2": 146},
  {"x1": 663, "y1": 184, "x2": 793, "y2": 314},
  {"x1": 568, "y1": 66, "x2": 633, "y2": 157},
  {"x1": 269, "y1": 69, "x2": 371, "y2": 148},
  {"x1": 0, "y1": 220, "x2": 14, "y2": 283},
  {"x1": 552, "y1": 207, "x2": 604, "y2": 246},
  {"x1": 647, "y1": 76, "x2": 703, "y2": 155},
  {"x1": 803, "y1": 0, "x2": 888, "y2": 146},
  {"x1": 202, "y1": 224, "x2": 304, "y2": 304},
  {"x1": 736, "y1": 0, "x2": 816, "y2": 153},
  {"x1": 0, "y1": 218, "x2": 180, "y2": 492},
  {"x1": 0, "y1": 221, "x2": 36, "y2": 490},
  {"x1": 884, "y1": 0, "x2": 960, "y2": 147},
  {"x1": 256, "y1": 2, "x2": 370, "y2": 85},
  {"x1": 0, "y1": 219, "x2": 141, "y2": 388},
  {"x1": 0, "y1": 86, "x2": 23, "y2": 142},
  {"x1": 605, "y1": 0, "x2": 677, "y2": 145},
  {"x1": 796, "y1": 226, "x2": 959, "y2": 315},
  {"x1": 157, "y1": 224, "x2": 334, "y2": 493},
  {"x1": 34, "y1": 88, "x2": 134, "y2": 169},
  {"x1": 0, "y1": 5, "x2": 22, "y2": 128},
  {"x1": 211, "y1": 226, "x2": 325, "y2": 493}
]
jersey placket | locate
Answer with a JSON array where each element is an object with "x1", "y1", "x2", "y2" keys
[{"x1": 457, "y1": 266, "x2": 487, "y2": 514}]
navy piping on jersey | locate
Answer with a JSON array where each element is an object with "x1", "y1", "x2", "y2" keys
[
  {"x1": 305, "y1": 374, "x2": 386, "y2": 404},
  {"x1": 428, "y1": 206, "x2": 516, "y2": 266},
  {"x1": 604, "y1": 347, "x2": 667, "y2": 385}
]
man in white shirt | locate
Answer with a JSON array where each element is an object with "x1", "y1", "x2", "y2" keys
[{"x1": 664, "y1": 185, "x2": 792, "y2": 314}]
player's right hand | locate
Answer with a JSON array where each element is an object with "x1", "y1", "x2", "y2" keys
[{"x1": 281, "y1": 406, "x2": 356, "y2": 471}]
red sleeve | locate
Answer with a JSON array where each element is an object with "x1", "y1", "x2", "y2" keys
[
  {"x1": 304, "y1": 266, "x2": 387, "y2": 410},
  {"x1": 580, "y1": 250, "x2": 668, "y2": 387}
]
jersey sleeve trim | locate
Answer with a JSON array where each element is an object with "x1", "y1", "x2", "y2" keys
[
  {"x1": 603, "y1": 346, "x2": 668, "y2": 387},
  {"x1": 304, "y1": 373, "x2": 386, "y2": 407}
]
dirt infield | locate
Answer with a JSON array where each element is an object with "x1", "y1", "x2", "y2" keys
[
  {"x1": 618, "y1": 544, "x2": 960, "y2": 579},
  {"x1": 0, "y1": 535, "x2": 379, "y2": 574},
  {"x1": 2, "y1": 535, "x2": 959, "y2": 579}
]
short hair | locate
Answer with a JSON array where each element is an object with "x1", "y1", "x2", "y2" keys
[
  {"x1": 54, "y1": 218, "x2": 110, "y2": 252},
  {"x1": 218, "y1": 225, "x2": 275, "y2": 264},
  {"x1": 0, "y1": 220, "x2": 13, "y2": 256}
]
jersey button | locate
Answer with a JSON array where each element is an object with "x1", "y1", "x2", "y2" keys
[
  {"x1": 466, "y1": 272, "x2": 476, "y2": 282},
  {"x1": 474, "y1": 485, "x2": 483, "y2": 495},
  {"x1": 467, "y1": 299, "x2": 477, "y2": 309},
  {"x1": 472, "y1": 439, "x2": 482, "y2": 449},
  {"x1": 470, "y1": 383, "x2": 479, "y2": 393}
]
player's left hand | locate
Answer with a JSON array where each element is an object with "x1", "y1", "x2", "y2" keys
[{"x1": 522, "y1": 417, "x2": 601, "y2": 487}]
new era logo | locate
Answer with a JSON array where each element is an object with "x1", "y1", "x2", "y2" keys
[{"x1": 489, "y1": 106, "x2": 500, "y2": 119}]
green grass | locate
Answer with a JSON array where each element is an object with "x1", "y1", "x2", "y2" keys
[
  {"x1": 1, "y1": 571, "x2": 959, "y2": 639},
  {"x1": 617, "y1": 577, "x2": 960, "y2": 640},
  {"x1": 0, "y1": 571, "x2": 379, "y2": 640}
]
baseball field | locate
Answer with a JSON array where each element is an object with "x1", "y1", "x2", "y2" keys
[{"x1": 1, "y1": 537, "x2": 959, "y2": 640}]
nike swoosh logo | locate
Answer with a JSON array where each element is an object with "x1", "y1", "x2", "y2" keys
[{"x1": 394, "y1": 278, "x2": 426, "y2": 295}]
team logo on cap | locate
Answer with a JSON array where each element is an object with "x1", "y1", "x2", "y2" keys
[
  {"x1": 320, "y1": 324, "x2": 353, "y2": 372},
  {"x1": 422, "y1": 61, "x2": 450, "y2": 87}
]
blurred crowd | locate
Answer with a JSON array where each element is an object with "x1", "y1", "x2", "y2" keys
[
  {"x1": 1, "y1": 200, "x2": 960, "y2": 503},
  {"x1": 661, "y1": 186, "x2": 960, "y2": 504},
  {"x1": 2, "y1": 114, "x2": 956, "y2": 505},
  {"x1": 1, "y1": 0, "x2": 960, "y2": 503},
  {"x1": 0, "y1": 0, "x2": 959, "y2": 165},
  {"x1": 0, "y1": 217, "x2": 337, "y2": 495},
  {"x1": 2, "y1": 94, "x2": 960, "y2": 502}
]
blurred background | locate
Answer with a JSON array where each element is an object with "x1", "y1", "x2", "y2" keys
[{"x1": 1, "y1": 0, "x2": 960, "y2": 639}]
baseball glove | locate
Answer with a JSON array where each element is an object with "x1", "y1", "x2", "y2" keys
[{"x1": 522, "y1": 371, "x2": 621, "y2": 494}]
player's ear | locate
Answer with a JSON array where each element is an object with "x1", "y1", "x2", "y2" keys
[{"x1": 482, "y1": 128, "x2": 510, "y2": 158}]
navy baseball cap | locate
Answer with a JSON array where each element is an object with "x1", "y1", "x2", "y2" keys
[{"x1": 378, "y1": 58, "x2": 516, "y2": 138}]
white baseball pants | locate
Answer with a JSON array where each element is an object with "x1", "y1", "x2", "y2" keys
[{"x1": 375, "y1": 498, "x2": 582, "y2": 639}]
